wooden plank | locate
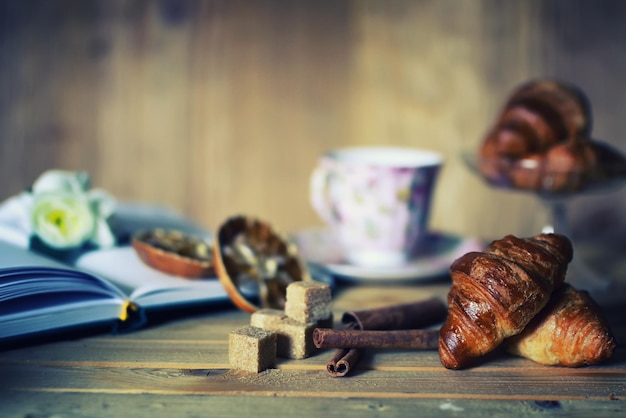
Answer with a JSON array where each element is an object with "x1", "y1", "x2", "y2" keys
[
  {"x1": 0, "y1": 362, "x2": 624, "y2": 401},
  {"x1": 2, "y1": 335, "x2": 624, "y2": 373},
  {"x1": 0, "y1": 391, "x2": 622, "y2": 418}
]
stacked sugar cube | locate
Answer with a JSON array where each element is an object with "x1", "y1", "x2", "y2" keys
[{"x1": 229, "y1": 280, "x2": 333, "y2": 373}]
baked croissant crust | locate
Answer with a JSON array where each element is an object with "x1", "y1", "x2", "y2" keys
[
  {"x1": 477, "y1": 78, "x2": 626, "y2": 192},
  {"x1": 506, "y1": 284, "x2": 615, "y2": 367},
  {"x1": 439, "y1": 233, "x2": 573, "y2": 369}
]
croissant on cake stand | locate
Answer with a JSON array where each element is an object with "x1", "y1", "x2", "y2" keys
[
  {"x1": 506, "y1": 284, "x2": 616, "y2": 367},
  {"x1": 439, "y1": 233, "x2": 573, "y2": 370},
  {"x1": 477, "y1": 78, "x2": 626, "y2": 192}
]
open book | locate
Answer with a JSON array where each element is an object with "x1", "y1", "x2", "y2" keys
[{"x1": 0, "y1": 204, "x2": 229, "y2": 342}]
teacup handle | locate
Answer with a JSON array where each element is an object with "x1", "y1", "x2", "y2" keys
[{"x1": 309, "y1": 165, "x2": 334, "y2": 225}]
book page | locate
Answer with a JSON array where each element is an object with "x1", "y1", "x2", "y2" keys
[
  {"x1": 0, "y1": 239, "x2": 66, "y2": 269},
  {"x1": 75, "y1": 246, "x2": 228, "y2": 309},
  {"x1": 0, "y1": 240, "x2": 127, "y2": 299},
  {"x1": 0, "y1": 241, "x2": 130, "y2": 340}
]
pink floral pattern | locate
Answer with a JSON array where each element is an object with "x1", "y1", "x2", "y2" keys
[{"x1": 310, "y1": 148, "x2": 441, "y2": 265}]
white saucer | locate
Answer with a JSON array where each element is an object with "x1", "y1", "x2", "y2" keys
[{"x1": 290, "y1": 228, "x2": 485, "y2": 283}]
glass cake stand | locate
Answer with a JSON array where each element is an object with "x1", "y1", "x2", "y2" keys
[{"x1": 462, "y1": 151, "x2": 626, "y2": 300}]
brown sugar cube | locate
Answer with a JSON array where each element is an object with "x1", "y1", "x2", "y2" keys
[
  {"x1": 251, "y1": 309, "x2": 333, "y2": 330},
  {"x1": 284, "y1": 281, "x2": 332, "y2": 324},
  {"x1": 229, "y1": 325, "x2": 276, "y2": 373},
  {"x1": 272, "y1": 317, "x2": 318, "y2": 359},
  {"x1": 251, "y1": 309, "x2": 334, "y2": 358},
  {"x1": 250, "y1": 309, "x2": 317, "y2": 359},
  {"x1": 250, "y1": 309, "x2": 287, "y2": 329}
]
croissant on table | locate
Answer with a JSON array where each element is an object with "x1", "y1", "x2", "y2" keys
[
  {"x1": 506, "y1": 284, "x2": 615, "y2": 367},
  {"x1": 439, "y1": 233, "x2": 573, "y2": 370}
]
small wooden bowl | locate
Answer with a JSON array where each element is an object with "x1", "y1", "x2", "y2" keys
[
  {"x1": 132, "y1": 229, "x2": 215, "y2": 278},
  {"x1": 213, "y1": 215, "x2": 311, "y2": 313}
]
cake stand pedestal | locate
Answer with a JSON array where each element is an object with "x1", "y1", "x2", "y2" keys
[{"x1": 539, "y1": 195, "x2": 611, "y2": 294}]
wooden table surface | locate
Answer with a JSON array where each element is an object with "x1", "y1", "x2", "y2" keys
[{"x1": 1, "y1": 280, "x2": 625, "y2": 418}]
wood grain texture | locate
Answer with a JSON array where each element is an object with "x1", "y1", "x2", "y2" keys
[
  {"x1": 0, "y1": 313, "x2": 625, "y2": 416},
  {"x1": 1, "y1": 279, "x2": 625, "y2": 417},
  {"x1": 1, "y1": 0, "x2": 625, "y2": 245},
  {"x1": 0, "y1": 392, "x2": 621, "y2": 418},
  {"x1": 1, "y1": 361, "x2": 625, "y2": 399}
]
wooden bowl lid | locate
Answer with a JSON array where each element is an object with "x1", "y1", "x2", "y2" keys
[{"x1": 213, "y1": 215, "x2": 311, "y2": 313}]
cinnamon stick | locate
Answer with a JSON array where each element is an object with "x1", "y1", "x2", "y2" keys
[
  {"x1": 326, "y1": 348, "x2": 361, "y2": 377},
  {"x1": 314, "y1": 328, "x2": 439, "y2": 350},
  {"x1": 342, "y1": 297, "x2": 447, "y2": 331},
  {"x1": 323, "y1": 298, "x2": 447, "y2": 377}
]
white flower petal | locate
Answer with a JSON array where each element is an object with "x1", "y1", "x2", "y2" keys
[
  {"x1": 31, "y1": 192, "x2": 95, "y2": 249},
  {"x1": 0, "y1": 192, "x2": 35, "y2": 247},
  {"x1": 90, "y1": 218, "x2": 116, "y2": 248},
  {"x1": 32, "y1": 170, "x2": 90, "y2": 195},
  {"x1": 88, "y1": 189, "x2": 116, "y2": 218},
  {"x1": 0, "y1": 192, "x2": 34, "y2": 235}
]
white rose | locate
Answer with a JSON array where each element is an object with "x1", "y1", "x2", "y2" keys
[
  {"x1": 31, "y1": 191, "x2": 96, "y2": 249},
  {"x1": 0, "y1": 169, "x2": 116, "y2": 250}
]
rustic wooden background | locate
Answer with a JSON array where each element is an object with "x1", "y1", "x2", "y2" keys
[{"x1": 1, "y1": 0, "x2": 625, "y2": 246}]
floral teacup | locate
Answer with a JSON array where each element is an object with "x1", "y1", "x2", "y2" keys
[{"x1": 310, "y1": 146, "x2": 443, "y2": 268}]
